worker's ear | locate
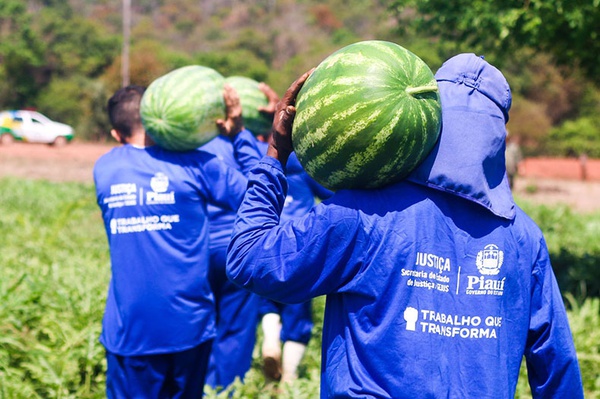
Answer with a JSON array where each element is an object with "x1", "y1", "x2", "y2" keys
[{"x1": 110, "y1": 129, "x2": 125, "y2": 144}]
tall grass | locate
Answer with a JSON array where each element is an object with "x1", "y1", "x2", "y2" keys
[
  {"x1": 0, "y1": 177, "x2": 598, "y2": 398},
  {"x1": 0, "y1": 178, "x2": 109, "y2": 398},
  {"x1": 518, "y1": 199, "x2": 600, "y2": 300}
]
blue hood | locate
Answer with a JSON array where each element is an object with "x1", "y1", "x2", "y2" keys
[{"x1": 408, "y1": 53, "x2": 515, "y2": 219}]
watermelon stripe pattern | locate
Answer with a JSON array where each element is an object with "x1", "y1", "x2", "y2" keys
[
  {"x1": 224, "y1": 76, "x2": 272, "y2": 137},
  {"x1": 141, "y1": 65, "x2": 225, "y2": 151},
  {"x1": 292, "y1": 40, "x2": 441, "y2": 190}
]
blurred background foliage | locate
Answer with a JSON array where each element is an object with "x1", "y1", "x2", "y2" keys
[{"x1": 0, "y1": 0, "x2": 598, "y2": 155}]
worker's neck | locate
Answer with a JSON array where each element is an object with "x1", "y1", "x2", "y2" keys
[{"x1": 126, "y1": 129, "x2": 154, "y2": 147}]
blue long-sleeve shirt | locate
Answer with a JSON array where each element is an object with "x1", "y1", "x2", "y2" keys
[
  {"x1": 94, "y1": 129, "x2": 260, "y2": 355},
  {"x1": 201, "y1": 136, "x2": 332, "y2": 249},
  {"x1": 226, "y1": 54, "x2": 583, "y2": 398}
]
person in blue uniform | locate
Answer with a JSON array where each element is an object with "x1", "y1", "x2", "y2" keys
[
  {"x1": 226, "y1": 54, "x2": 584, "y2": 398},
  {"x1": 93, "y1": 84, "x2": 260, "y2": 398},
  {"x1": 200, "y1": 82, "x2": 278, "y2": 392},
  {"x1": 249, "y1": 92, "x2": 333, "y2": 386},
  {"x1": 201, "y1": 81, "x2": 332, "y2": 390},
  {"x1": 257, "y1": 149, "x2": 332, "y2": 384}
]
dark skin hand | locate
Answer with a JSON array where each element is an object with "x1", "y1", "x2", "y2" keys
[
  {"x1": 216, "y1": 84, "x2": 244, "y2": 137},
  {"x1": 267, "y1": 68, "x2": 314, "y2": 166}
]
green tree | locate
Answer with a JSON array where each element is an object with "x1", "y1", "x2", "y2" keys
[
  {"x1": 543, "y1": 116, "x2": 600, "y2": 158},
  {"x1": 194, "y1": 49, "x2": 270, "y2": 83},
  {"x1": 0, "y1": 0, "x2": 118, "y2": 113},
  {"x1": 390, "y1": 0, "x2": 600, "y2": 84},
  {"x1": 36, "y1": 76, "x2": 112, "y2": 141},
  {"x1": 36, "y1": 8, "x2": 119, "y2": 78},
  {"x1": 0, "y1": 0, "x2": 46, "y2": 108}
]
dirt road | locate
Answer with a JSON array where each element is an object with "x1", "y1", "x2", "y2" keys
[
  {"x1": 1, "y1": 141, "x2": 599, "y2": 213},
  {"x1": 0, "y1": 141, "x2": 115, "y2": 183}
]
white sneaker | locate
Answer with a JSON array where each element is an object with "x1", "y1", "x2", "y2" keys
[
  {"x1": 261, "y1": 313, "x2": 282, "y2": 381},
  {"x1": 281, "y1": 341, "x2": 307, "y2": 384}
]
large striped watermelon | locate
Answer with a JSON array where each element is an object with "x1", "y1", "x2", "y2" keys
[
  {"x1": 292, "y1": 40, "x2": 441, "y2": 190},
  {"x1": 140, "y1": 65, "x2": 225, "y2": 151},
  {"x1": 224, "y1": 76, "x2": 272, "y2": 137}
]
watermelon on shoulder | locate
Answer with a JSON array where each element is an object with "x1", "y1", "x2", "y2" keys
[
  {"x1": 224, "y1": 76, "x2": 272, "y2": 137},
  {"x1": 292, "y1": 40, "x2": 441, "y2": 190},
  {"x1": 140, "y1": 65, "x2": 225, "y2": 151}
]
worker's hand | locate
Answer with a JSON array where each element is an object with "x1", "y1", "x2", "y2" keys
[
  {"x1": 257, "y1": 82, "x2": 280, "y2": 118},
  {"x1": 267, "y1": 68, "x2": 314, "y2": 166},
  {"x1": 216, "y1": 84, "x2": 244, "y2": 137}
]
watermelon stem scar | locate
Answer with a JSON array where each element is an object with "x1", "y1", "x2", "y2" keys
[{"x1": 405, "y1": 85, "x2": 439, "y2": 96}]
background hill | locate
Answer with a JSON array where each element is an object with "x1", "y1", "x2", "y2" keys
[{"x1": 0, "y1": 0, "x2": 598, "y2": 157}]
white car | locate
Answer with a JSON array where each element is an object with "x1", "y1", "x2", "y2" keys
[{"x1": 0, "y1": 110, "x2": 74, "y2": 146}]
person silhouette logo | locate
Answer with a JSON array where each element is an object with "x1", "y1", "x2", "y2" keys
[{"x1": 404, "y1": 307, "x2": 418, "y2": 331}]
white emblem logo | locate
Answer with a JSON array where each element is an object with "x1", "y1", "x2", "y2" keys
[
  {"x1": 476, "y1": 244, "x2": 504, "y2": 276},
  {"x1": 150, "y1": 172, "x2": 169, "y2": 193},
  {"x1": 146, "y1": 172, "x2": 175, "y2": 205}
]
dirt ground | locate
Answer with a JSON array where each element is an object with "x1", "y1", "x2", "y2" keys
[{"x1": 1, "y1": 141, "x2": 599, "y2": 213}]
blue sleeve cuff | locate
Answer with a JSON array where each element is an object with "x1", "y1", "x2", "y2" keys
[
  {"x1": 237, "y1": 128, "x2": 254, "y2": 140},
  {"x1": 259, "y1": 154, "x2": 286, "y2": 173}
]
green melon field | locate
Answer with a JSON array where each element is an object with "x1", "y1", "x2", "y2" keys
[{"x1": 0, "y1": 176, "x2": 598, "y2": 398}]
